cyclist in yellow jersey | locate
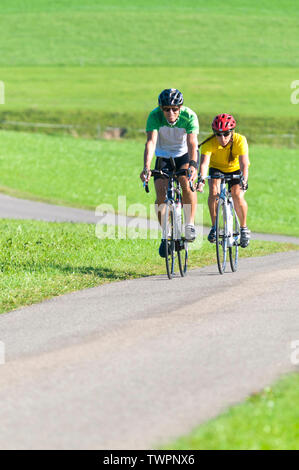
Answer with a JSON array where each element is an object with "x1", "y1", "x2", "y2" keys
[{"x1": 197, "y1": 114, "x2": 250, "y2": 248}]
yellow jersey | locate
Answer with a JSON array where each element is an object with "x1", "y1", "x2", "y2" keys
[{"x1": 201, "y1": 132, "x2": 249, "y2": 173}]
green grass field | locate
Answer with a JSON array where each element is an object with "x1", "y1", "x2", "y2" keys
[
  {"x1": 0, "y1": 130, "x2": 298, "y2": 236},
  {"x1": 0, "y1": 218, "x2": 297, "y2": 315},
  {"x1": 0, "y1": 0, "x2": 298, "y2": 67},
  {"x1": 2, "y1": 67, "x2": 298, "y2": 118},
  {"x1": 0, "y1": 0, "x2": 298, "y2": 140},
  {"x1": 165, "y1": 373, "x2": 299, "y2": 450},
  {"x1": 1, "y1": 65, "x2": 298, "y2": 144}
]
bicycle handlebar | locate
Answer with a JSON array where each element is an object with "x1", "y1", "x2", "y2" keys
[
  {"x1": 196, "y1": 172, "x2": 244, "y2": 191},
  {"x1": 143, "y1": 168, "x2": 190, "y2": 193},
  {"x1": 202, "y1": 173, "x2": 242, "y2": 181},
  {"x1": 151, "y1": 168, "x2": 189, "y2": 178}
]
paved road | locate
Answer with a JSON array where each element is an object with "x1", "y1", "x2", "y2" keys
[
  {"x1": 0, "y1": 193, "x2": 298, "y2": 244},
  {"x1": 0, "y1": 192, "x2": 298, "y2": 449},
  {"x1": 0, "y1": 252, "x2": 298, "y2": 449}
]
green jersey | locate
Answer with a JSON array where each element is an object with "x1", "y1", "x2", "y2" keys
[{"x1": 146, "y1": 106, "x2": 199, "y2": 158}]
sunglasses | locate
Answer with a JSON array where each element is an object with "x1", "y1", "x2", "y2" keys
[
  {"x1": 214, "y1": 131, "x2": 231, "y2": 137},
  {"x1": 162, "y1": 107, "x2": 180, "y2": 113}
]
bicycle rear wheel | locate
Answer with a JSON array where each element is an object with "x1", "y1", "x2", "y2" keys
[
  {"x1": 164, "y1": 204, "x2": 175, "y2": 279},
  {"x1": 216, "y1": 198, "x2": 227, "y2": 274},
  {"x1": 229, "y1": 205, "x2": 240, "y2": 272}
]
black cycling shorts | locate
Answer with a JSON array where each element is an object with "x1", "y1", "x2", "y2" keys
[
  {"x1": 209, "y1": 167, "x2": 241, "y2": 189},
  {"x1": 154, "y1": 153, "x2": 198, "y2": 181}
]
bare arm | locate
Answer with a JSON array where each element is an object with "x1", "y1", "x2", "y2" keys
[
  {"x1": 199, "y1": 154, "x2": 210, "y2": 178},
  {"x1": 197, "y1": 154, "x2": 210, "y2": 192},
  {"x1": 239, "y1": 154, "x2": 249, "y2": 185},
  {"x1": 187, "y1": 133, "x2": 199, "y2": 181},
  {"x1": 140, "y1": 130, "x2": 158, "y2": 181},
  {"x1": 187, "y1": 133, "x2": 198, "y2": 161}
]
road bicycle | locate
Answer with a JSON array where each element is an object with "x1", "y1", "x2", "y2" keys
[
  {"x1": 144, "y1": 167, "x2": 193, "y2": 279},
  {"x1": 203, "y1": 173, "x2": 241, "y2": 275}
]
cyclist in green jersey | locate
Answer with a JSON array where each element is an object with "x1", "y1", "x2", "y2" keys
[{"x1": 140, "y1": 89, "x2": 199, "y2": 257}]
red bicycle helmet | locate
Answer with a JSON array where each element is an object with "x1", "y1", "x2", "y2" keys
[{"x1": 212, "y1": 114, "x2": 236, "y2": 132}]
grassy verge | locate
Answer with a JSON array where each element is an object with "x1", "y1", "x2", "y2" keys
[
  {"x1": 0, "y1": 131, "x2": 298, "y2": 236},
  {"x1": 164, "y1": 373, "x2": 299, "y2": 450},
  {"x1": 0, "y1": 219, "x2": 298, "y2": 315}
]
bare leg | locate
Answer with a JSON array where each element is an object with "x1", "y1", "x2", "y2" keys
[
  {"x1": 154, "y1": 178, "x2": 168, "y2": 227},
  {"x1": 231, "y1": 184, "x2": 248, "y2": 227},
  {"x1": 208, "y1": 178, "x2": 220, "y2": 226}
]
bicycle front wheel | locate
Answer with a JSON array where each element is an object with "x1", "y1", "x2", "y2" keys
[
  {"x1": 178, "y1": 239, "x2": 188, "y2": 277},
  {"x1": 164, "y1": 204, "x2": 175, "y2": 279},
  {"x1": 216, "y1": 198, "x2": 227, "y2": 274},
  {"x1": 229, "y1": 206, "x2": 240, "y2": 272},
  {"x1": 177, "y1": 203, "x2": 188, "y2": 276}
]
